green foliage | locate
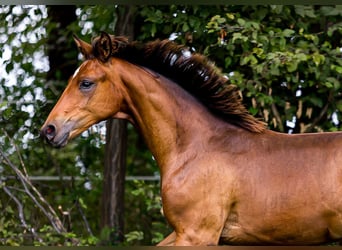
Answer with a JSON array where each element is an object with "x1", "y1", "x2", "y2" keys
[
  {"x1": 124, "y1": 180, "x2": 172, "y2": 245},
  {"x1": 205, "y1": 5, "x2": 342, "y2": 132}
]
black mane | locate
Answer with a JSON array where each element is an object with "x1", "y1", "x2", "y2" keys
[{"x1": 97, "y1": 37, "x2": 266, "y2": 133}]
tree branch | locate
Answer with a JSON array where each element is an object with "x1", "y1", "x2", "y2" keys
[
  {"x1": 304, "y1": 91, "x2": 333, "y2": 133},
  {"x1": 75, "y1": 199, "x2": 93, "y2": 236},
  {"x1": 0, "y1": 130, "x2": 67, "y2": 235},
  {"x1": 271, "y1": 103, "x2": 284, "y2": 132},
  {"x1": 2, "y1": 184, "x2": 43, "y2": 243}
]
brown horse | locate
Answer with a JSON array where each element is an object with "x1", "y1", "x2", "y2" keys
[{"x1": 41, "y1": 32, "x2": 342, "y2": 246}]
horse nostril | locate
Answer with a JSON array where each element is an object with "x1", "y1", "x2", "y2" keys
[{"x1": 42, "y1": 124, "x2": 56, "y2": 141}]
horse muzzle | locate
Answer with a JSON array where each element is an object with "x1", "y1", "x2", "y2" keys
[{"x1": 40, "y1": 123, "x2": 71, "y2": 148}]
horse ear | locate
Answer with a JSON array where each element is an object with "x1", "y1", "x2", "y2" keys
[
  {"x1": 73, "y1": 34, "x2": 93, "y2": 60},
  {"x1": 94, "y1": 32, "x2": 112, "y2": 62}
]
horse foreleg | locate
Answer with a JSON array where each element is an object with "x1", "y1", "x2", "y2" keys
[
  {"x1": 157, "y1": 229, "x2": 220, "y2": 246},
  {"x1": 173, "y1": 228, "x2": 223, "y2": 246},
  {"x1": 162, "y1": 206, "x2": 226, "y2": 246},
  {"x1": 157, "y1": 231, "x2": 176, "y2": 246},
  {"x1": 160, "y1": 162, "x2": 232, "y2": 246}
]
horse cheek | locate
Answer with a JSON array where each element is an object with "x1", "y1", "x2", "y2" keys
[{"x1": 94, "y1": 91, "x2": 121, "y2": 119}]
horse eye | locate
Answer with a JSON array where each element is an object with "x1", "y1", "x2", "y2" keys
[{"x1": 79, "y1": 80, "x2": 95, "y2": 90}]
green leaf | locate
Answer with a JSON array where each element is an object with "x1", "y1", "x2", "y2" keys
[
  {"x1": 286, "y1": 61, "x2": 298, "y2": 72},
  {"x1": 295, "y1": 5, "x2": 316, "y2": 18},
  {"x1": 295, "y1": 52, "x2": 308, "y2": 62},
  {"x1": 237, "y1": 18, "x2": 246, "y2": 26},
  {"x1": 331, "y1": 64, "x2": 342, "y2": 74},
  {"x1": 182, "y1": 22, "x2": 189, "y2": 32},
  {"x1": 282, "y1": 29, "x2": 295, "y2": 37},
  {"x1": 252, "y1": 47, "x2": 265, "y2": 58},
  {"x1": 232, "y1": 32, "x2": 248, "y2": 43},
  {"x1": 217, "y1": 17, "x2": 226, "y2": 24},
  {"x1": 279, "y1": 37, "x2": 286, "y2": 50},
  {"x1": 226, "y1": 13, "x2": 235, "y2": 20},
  {"x1": 323, "y1": 81, "x2": 334, "y2": 88},
  {"x1": 125, "y1": 231, "x2": 144, "y2": 242},
  {"x1": 2, "y1": 107, "x2": 12, "y2": 120},
  {"x1": 249, "y1": 107, "x2": 259, "y2": 116},
  {"x1": 151, "y1": 23, "x2": 157, "y2": 37},
  {"x1": 225, "y1": 57, "x2": 232, "y2": 68},
  {"x1": 241, "y1": 54, "x2": 257, "y2": 66},
  {"x1": 270, "y1": 63, "x2": 280, "y2": 76},
  {"x1": 312, "y1": 52, "x2": 325, "y2": 66},
  {"x1": 0, "y1": 101, "x2": 7, "y2": 109},
  {"x1": 325, "y1": 77, "x2": 340, "y2": 90}
]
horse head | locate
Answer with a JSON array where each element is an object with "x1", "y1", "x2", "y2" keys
[{"x1": 40, "y1": 32, "x2": 130, "y2": 147}]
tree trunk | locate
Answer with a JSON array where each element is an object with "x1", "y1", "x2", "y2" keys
[
  {"x1": 100, "y1": 5, "x2": 137, "y2": 245},
  {"x1": 101, "y1": 119, "x2": 127, "y2": 244},
  {"x1": 46, "y1": 5, "x2": 77, "y2": 82}
]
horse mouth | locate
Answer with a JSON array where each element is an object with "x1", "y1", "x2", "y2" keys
[{"x1": 44, "y1": 132, "x2": 70, "y2": 148}]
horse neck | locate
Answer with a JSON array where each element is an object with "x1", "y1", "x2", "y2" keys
[{"x1": 112, "y1": 58, "x2": 232, "y2": 172}]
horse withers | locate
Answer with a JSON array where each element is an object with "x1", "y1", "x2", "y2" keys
[{"x1": 41, "y1": 32, "x2": 342, "y2": 245}]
